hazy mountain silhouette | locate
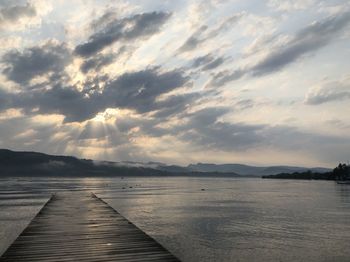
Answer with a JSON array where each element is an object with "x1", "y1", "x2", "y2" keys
[
  {"x1": 0, "y1": 149, "x2": 331, "y2": 177},
  {"x1": 113, "y1": 162, "x2": 330, "y2": 176},
  {"x1": 186, "y1": 163, "x2": 331, "y2": 176},
  {"x1": 0, "y1": 149, "x2": 168, "y2": 177}
]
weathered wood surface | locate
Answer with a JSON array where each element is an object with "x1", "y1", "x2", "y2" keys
[{"x1": 0, "y1": 192, "x2": 180, "y2": 262}]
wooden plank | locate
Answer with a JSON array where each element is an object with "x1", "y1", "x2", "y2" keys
[{"x1": 0, "y1": 192, "x2": 180, "y2": 262}]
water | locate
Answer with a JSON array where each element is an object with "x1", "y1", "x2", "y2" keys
[{"x1": 1, "y1": 177, "x2": 350, "y2": 261}]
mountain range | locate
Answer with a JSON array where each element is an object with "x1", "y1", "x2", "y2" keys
[{"x1": 0, "y1": 149, "x2": 331, "y2": 177}]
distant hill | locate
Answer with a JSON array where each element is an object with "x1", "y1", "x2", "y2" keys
[
  {"x1": 0, "y1": 149, "x2": 331, "y2": 177},
  {"x1": 262, "y1": 171, "x2": 334, "y2": 180},
  {"x1": 0, "y1": 149, "x2": 168, "y2": 177},
  {"x1": 262, "y1": 163, "x2": 350, "y2": 181},
  {"x1": 161, "y1": 163, "x2": 331, "y2": 176}
]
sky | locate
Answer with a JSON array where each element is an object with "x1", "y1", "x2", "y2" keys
[{"x1": 0, "y1": 0, "x2": 349, "y2": 167}]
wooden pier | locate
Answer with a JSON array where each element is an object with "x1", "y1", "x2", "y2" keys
[{"x1": 0, "y1": 192, "x2": 180, "y2": 261}]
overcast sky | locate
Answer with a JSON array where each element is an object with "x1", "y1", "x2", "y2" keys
[{"x1": 0, "y1": 0, "x2": 349, "y2": 167}]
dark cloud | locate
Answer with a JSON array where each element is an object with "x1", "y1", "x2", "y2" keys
[
  {"x1": 209, "y1": 11, "x2": 350, "y2": 87},
  {"x1": 80, "y1": 46, "x2": 127, "y2": 73},
  {"x1": 160, "y1": 106, "x2": 350, "y2": 160},
  {"x1": 13, "y1": 84, "x2": 104, "y2": 122},
  {"x1": 0, "y1": 2, "x2": 36, "y2": 26},
  {"x1": 103, "y1": 68, "x2": 190, "y2": 114},
  {"x1": 305, "y1": 80, "x2": 350, "y2": 105},
  {"x1": 178, "y1": 25, "x2": 208, "y2": 53},
  {"x1": 0, "y1": 1, "x2": 27, "y2": 7},
  {"x1": 251, "y1": 11, "x2": 350, "y2": 76},
  {"x1": 188, "y1": 107, "x2": 229, "y2": 125},
  {"x1": 209, "y1": 69, "x2": 245, "y2": 87},
  {"x1": 0, "y1": 88, "x2": 12, "y2": 111},
  {"x1": 185, "y1": 121, "x2": 264, "y2": 150},
  {"x1": 235, "y1": 99, "x2": 255, "y2": 110},
  {"x1": 192, "y1": 54, "x2": 225, "y2": 71},
  {"x1": 202, "y1": 57, "x2": 225, "y2": 71},
  {"x1": 306, "y1": 90, "x2": 350, "y2": 105},
  {"x1": 1, "y1": 67, "x2": 191, "y2": 122},
  {"x1": 192, "y1": 54, "x2": 213, "y2": 68},
  {"x1": 90, "y1": 11, "x2": 118, "y2": 31},
  {"x1": 75, "y1": 11, "x2": 171, "y2": 57},
  {"x1": 153, "y1": 93, "x2": 199, "y2": 118},
  {"x1": 80, "y1": 53, "x2": 115, "y2": 73},
  {"x1": 2, "y1": 41, "x2": 71, "y2": 84},
  {"x1": 178, "y1": 13, "x2": 243, "y2": 53},
  {"x1": 178, "y1": 107, "x2": 265, "y2": 150},
  {"x1": 205, "y1": 13, "x2": 243, "y2": 39}
]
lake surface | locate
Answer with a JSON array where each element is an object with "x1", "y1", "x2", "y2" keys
[{"x1": 1, "y1": 177, "x2": 350, "y2": 261}]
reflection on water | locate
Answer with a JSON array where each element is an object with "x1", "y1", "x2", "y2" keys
[{"x1": 1, "y1": 177, "x2": 350, "y2": 261}]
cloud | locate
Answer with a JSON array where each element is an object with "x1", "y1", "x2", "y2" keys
[
  {"x1": 250, "y1": 11, "x2": 350, "y2": 76},
  {"x1": 192, "y1": 54, "x2": 213, "y2": 68},
  {"x1": 90, "y1": 10, "x2": 118, "y2": 31},
  {"x1": 103, "y1": 68, "x2": 191, "y2": 114},
  {"x1": 153, "y1": 93, "x2": 199, "y2": 118},
  {"x1": 80, "y1": 46, "x2": 128, "y2": 73},
  {"x1": 164, "y1": 106, "x2": 350, "y2": 162},
  {"x1": 192, "y1": 54, "x2": 226, "y2": 71},
  {"x1": 209, "y1": 11, "x2": 350, "y2": 87},
  {"x1": 209, "y1": 69, "x2": 245, "y2": 87},
  {"x1": 1, "y1": 0, "x2": 349, "y2": 167},
  {"x1": 13, "y1": 84, "x2": 103, "y2": 122},
  {"x1": 177, "y1": 25, "x2": 208, "y2": 53},
  {"x1": 80, "y1": 53, "x2": 115, "y2": 74},
  {"x1": 75, "y1": 11, "x2": 171, "y2": 57},
  {"x1": 234, "y1": 99, "x2": 255, "y2": 110},
  {"x1": 305, "y1": 78, "x2": 350, "y2": 105},
  {"x1": 2, "y1": 41, "x2": 72, "y2": 84},
  {"x1": 0, "y1": 113, "x2": 72, "y2": 155},
  {"x1": 202, "y1": 57, "x2": 225, "y2": 71},
  {"x1": 178, "y1": 13, "x2": 243, "y2": 53},
  {"x1": 179, "y1": 107, "x2": 265, "y2": 150},
  {"x1": 268, "y1": 0, "x2": 315, "y2": 11},
  {"x1": 325, "y1": 119, "x2": 350, "y2": 130},
  {"x1": 1, "y1": 67, "x2": 192, "y2": 122},
  {"x1": 0, "y1": 88, "x2": 12, "y2": 111},
  {"x1": 0, "y1": 0, "x2": 52, "y2": 31},
  {"x1": 0, "y1": 2, "x2": 36, "y2": 28}
]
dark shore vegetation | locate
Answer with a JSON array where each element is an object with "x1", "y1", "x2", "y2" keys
[{"x1": 262, "y1": 163, "x2": 350, "y2": 181}]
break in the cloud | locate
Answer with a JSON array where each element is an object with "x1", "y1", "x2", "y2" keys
[{"x1": 0, "y1": 0, "x2": 349, "y2": 167}]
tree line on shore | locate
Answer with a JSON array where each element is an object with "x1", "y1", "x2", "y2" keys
[{"x1": 262, "y1": 163, "x2": 350, "y2": 180}]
